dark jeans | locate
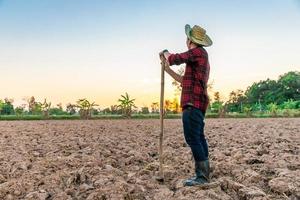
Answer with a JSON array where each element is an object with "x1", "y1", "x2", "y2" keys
[{"x1": 182, "y1": 106, "x2": 208, "y2": 161}]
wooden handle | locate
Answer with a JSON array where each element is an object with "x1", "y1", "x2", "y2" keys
[{"x1": 159, "y1": 60, "x2": 165, "y2": 179}]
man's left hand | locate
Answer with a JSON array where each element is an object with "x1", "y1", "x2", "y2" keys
[
  {"x1": 159, "y1": 49, "x2": 170, "y2": 62},
  {"x1": 163, "y1": 51, "x2": 170, "y2": 62}
]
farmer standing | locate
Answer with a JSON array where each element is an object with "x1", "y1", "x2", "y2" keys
[{"x1": 160, "y1": 24, "x2": 212, "y2": 186}]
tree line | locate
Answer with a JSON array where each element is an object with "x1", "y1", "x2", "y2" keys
[
  {"x1": 209, "y1": 71, "x2": 299, "y2": 116},
  {"x1": 0, "y1": 93, "x2": 180, "y2": 119},
  {"x1": 0, "y1": 71, "x2": 299, "y2": 119}
]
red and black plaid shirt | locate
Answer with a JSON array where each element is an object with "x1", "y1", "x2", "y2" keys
[{"x1": 168, "y1": 47, "x2": 210, "y2": 114}]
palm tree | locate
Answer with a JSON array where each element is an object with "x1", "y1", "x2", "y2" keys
[
  {"x1": 76, "y1": 98, "x2": 98, "y2": 119},
  {"x1": 41, "y1": 99, "x2": 51, "y2": 118},
  {"x1": 118, "y1": 92, "x2": 136, "y2": 118},
  {"x1": 151, "y1": 102, "x2": 159, "y2": 113},
  {"x1": 171, "y1": 97, "x2": 180, "y2": 113},
  {"x1": 164, "y1": 100, "x2": 172, "y2": 113},
  {"x1": 26, "y1": 96, "x2": 42, "y2": 115}
]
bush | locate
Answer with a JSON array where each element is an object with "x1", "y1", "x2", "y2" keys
[
  {"x1": 49, "y1": 108, "x2": 68, "y2": 115},
  {"x1": 141, "y1": 107, "x2": 150, "y2": 114},
  {"x1": 281, "y1": 99, "x2": 299, "y2": 109},
  {"x1": 267, "y1": 103, "x2": 278, "y2": 117}
]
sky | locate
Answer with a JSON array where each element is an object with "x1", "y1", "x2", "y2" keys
[{"x1": 0, "y1": 0, "x2": 300, "y2": 108}]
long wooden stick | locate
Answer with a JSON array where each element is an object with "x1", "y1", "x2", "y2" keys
[{"x1": 159, "y1": 59, "x2": 165, "y2": 180}]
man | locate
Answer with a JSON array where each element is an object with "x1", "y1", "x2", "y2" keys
[{"x1": 160, "y1": 24, "x2": 212, "y2": 186}]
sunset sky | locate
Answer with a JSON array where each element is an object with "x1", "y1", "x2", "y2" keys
[{"x1": 0, "y1": 0, "x2": 299, "y2": 108}]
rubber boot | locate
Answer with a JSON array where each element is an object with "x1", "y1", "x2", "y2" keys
[{"x1": 183, "y1": 160, "x2": 210, "y2": 186}]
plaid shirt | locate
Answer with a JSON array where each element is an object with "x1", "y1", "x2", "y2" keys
[{"x1": 168, "y1": 47, "x2": 210, "y2": 114}]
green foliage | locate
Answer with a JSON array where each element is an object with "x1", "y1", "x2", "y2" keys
[
  {"x1": 118, "y1": 92, "x2": 136, "y2": 118},
  {"x1": 213, "y1": 92, "x2": 221, "y2": 102},
  {"x1": 0, "y1": 115, "x2": 80, "y2": 120},
  {"x1": 277, "y1": 71, "x2": 300, "y2": 102},
  {"x1": 92, "y1": 108, "x2": 100, "y2": 115},
  {"x1": 27, "y1": 96, "x2": 42, "y2": 115},
  {"x1": 0, "y1": 98, "x2": 15, "y2": 115},
  {"x1": 151, "y1": 102, "x2": 159, "y2": 113},
  {"x1": 245, "y1": 79, "x2": 278, "y2": 105},
  {"x1": 225, "y1": 89, "x2": 246, "y2": 113},
  {"x1": 210, "y1": 101, "x2": 223, "y2": 114},
  {"x1": 102, "y1": 107, "x2": 111, "y2": 114},
  {"x1": 40, "y1": 99, "x2": 51, "y2": 118},
  {"x1": 50, "y1": 103, "x2": 67, "y2": 115},
  {"x1": 141, "y1": 107, "x2": 150, "y2": 114},
  {"x1": 281, "y1": 99, "x2": 299, "y2": 109},
  {"x1": 49, "y1": 108, "x2": 68, "y2": 115},
  {"x1": 245, "y1": 71, "x2": 300, "y2": 106},
  {"x1": 76, "y1": 99, "x2": 98, "y2": 119},
  {"x1": 242, "y1": 105, "x2": 252, "y2": 116},
  {"x1": 208, "y1": 71, "x2": 299, "y2": 117},
  {"x1": 250, "y1": 102, "x2": 264, "y2": 112},
  {"x1": 210, "y1": 91, "x2": 224, "y2": 115},
  {"x1": 110, "y1": 105, "x2": 122, "y2": 114},
  {"x1": 66, "y1": 103, "x2": 77, "y2": 115},
  {"x1": 15, "y1": 106, "x2": 25, "y2": 116},
  {"x1": 1, "y1": 71, "x2": 299, "y2": 119},
  {"x1": 267, "y1": 103, "x2": 278, "y2": 116}
]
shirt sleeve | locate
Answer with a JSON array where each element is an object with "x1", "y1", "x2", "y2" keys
[{"x1": 167, "y1": 48, "x2": 200, "y2": 66}]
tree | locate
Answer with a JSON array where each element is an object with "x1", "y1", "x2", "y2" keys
[
  {"x1": 0, "y1": 100, "x2": 3, "y2": 113},
  {"x1": 277, "y1": 71, "x2": 300, "y2": 103},
  {"x1": 162, "y1": 98, "x2": 181, "y2": 114},
  {"x1": 50, "y1": 103, "x2": 67, "y2": 115},
  {"x1": 102, "y1": 107, "x2": 111, "y2": 114},
  {"x1": 76, "y1": 99, "x2": 98, "y2": 119},
  {"x1": 66, "y1": 103, "x2": 77, "y2": 115},
  {"x1": 267, "y1": 103, "x2": 278, "y2": 117},
  {"x1": 118, "y1": 93, "x2": 136, "y2": 118},
  {"x1": 27, "y1": 96, "x2": 42, "y2": 115},
  {"x1": 214, "y1": 92, "x2": 221, "y2": 102},
  {"x1": 40, "y1": 99, "x2": 51, "y2": 118},
  {"x1": 171, "y1": 97, "x2": 181, "y2": 113},
  {"x1": 0, "y1": 98, "x2": 15, "y2": 115},
  {"x1": 164, "y1": 99, "x2": 172, "y2": 113},
  {"x1": 110, "y1": 105, "x2": 121, "y2": 114},
  {"x1": 245, "y1": 71, "x2": 300, "y2": 107},
  {"x1": 210, "y1": 91, "x2": 224, "y2": 115},
  {"x1": 242, "y1": 105, "x2": 252, "y2": 117},
  {"x1": 151, "y1": 102, "x2": 159, "y2": 113},
  {"x1": 15, "y1": 105, "x2": 25, "y2": 116},
  {"x1": 245, "y1": 79, "x2": 274, "y2": 106},
  {"x1": 92, "y1": 108, "x2": 100, "y2": 115},
  {"x1": 281, "y1": 99, "x2": 299, "y2": 110},
  {"x1": 210, "y1": 101, "x2": 223, "y2": 115},
  {"x1": 141, "y1": 107, "x2": 150, "y2": 114},
  {"x1": 57, "y1": 103, "x2": 63, "y2": 110},
  {"x1": 225, "y1": 89, "x2": 246, "y2": 113}
]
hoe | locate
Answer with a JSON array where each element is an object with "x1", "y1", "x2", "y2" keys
[{"x1": 156, "y1": 54, "x2": 166, "y2": 183}]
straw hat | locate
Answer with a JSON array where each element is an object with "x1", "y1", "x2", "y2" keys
[{"x1": 185, "y1": 24, "x2": 212, "y2": 47}]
